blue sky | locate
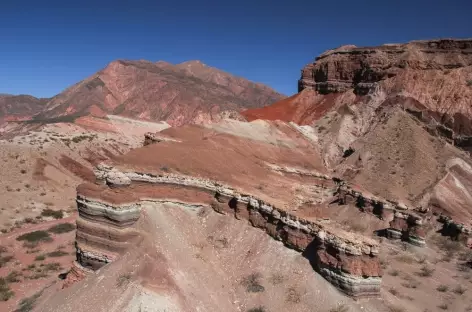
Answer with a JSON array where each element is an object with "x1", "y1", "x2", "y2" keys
[{"x1": 1, "y1": 0, "x2": 471, "y2": 98}]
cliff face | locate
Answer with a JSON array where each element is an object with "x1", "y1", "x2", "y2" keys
[
  {"x1": 298, "y1": 39, "x2": 472, "y2": 138},
  {"x1": 69, "y1": 122, "x2": 384, "y2": 299},
  {"x1": 34, "y1": 60, "x2": 284, "y2": 126},
  {"x1": 74, "y1": 163, "x2": 382, "y2": 298}
]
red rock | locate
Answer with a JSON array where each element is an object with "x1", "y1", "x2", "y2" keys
[{"x1": 33, "y1": 60, "x2": 285, "y2": 126}]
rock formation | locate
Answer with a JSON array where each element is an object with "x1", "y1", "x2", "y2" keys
[
  {"x1": 0, "y1": 94, "x2": 48, "y2": 125},
  {"x1": 242, "y1": 39, "x2": 472, "y2": 249},
  {"x1": 74, "y1": 163, "x2": 382, "y2": 298},
  {"x1": 387, "y1": 212, "x2": 426, "y2": 247},
  {"x1": 32, "y1": 60, "x2": 284, "y2": 126},
  {"x1": 298, "y1": 39, "x2": 472, "y2": 145}
]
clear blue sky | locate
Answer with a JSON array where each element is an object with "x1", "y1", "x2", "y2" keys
[{"x1": 1, "y1": 0, "x2": 471, "y2": 98}]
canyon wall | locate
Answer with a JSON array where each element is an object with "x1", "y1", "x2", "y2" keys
[
  {"x1": 73, "y1": 164, "x2": 382, "y2": 298},
  {"x1": 299, "y1": 39, "x2": 472, "y2": 95},
  {"x1": 298, "y1": 39, "x2": 472, "y2": 149}
]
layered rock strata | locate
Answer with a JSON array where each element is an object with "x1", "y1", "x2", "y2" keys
[
  {"x1": 74, "y1": 164, "x2": 382, "y2": 298},
  {"x1": 75, "y1": 187, "x2": 142, "y2": 270},
  {"x1": 298, "y1": 38, "x2": 472, "y2": 150},
  {"x1": 299, "y1": 39, "x2": 472, "y2": 95},
  {"x1": 335, "y1": 182, "x2": 426, "y2": 246},
  {"x1": 387, "y1": 212, "x2": 426, "y2": 247}
]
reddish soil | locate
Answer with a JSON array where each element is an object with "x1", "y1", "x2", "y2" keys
[
  {"x1": 242, "y1": 89, "x2": 340, "y2": 125},
  {"x1": 32, "y1": 60, "x2": 284, "y2": 126},
  {"x1": 110, "y1": 124, "x2": 327, "y2": 208},
  {"x1": 0, "y1": 216, "x2": 76, "y2": 312},
  {"x1": 78, "y1": 183, "x2": 215, "y2": 206},
  {"x1": 59, "y1": 155, "x2": 96, "y2": 183}
]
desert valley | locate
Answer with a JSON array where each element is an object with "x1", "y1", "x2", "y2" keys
[{"x1": 1, "y1": 38, "x2": 472, "y2": 312}]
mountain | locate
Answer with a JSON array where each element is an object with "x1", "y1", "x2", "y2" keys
[
  {"x1": 34, "y1": 60, "x2": 285, "y2": 126},
  {"x1": 244, "y1": 39, "x2": 472, "y2": 152},
  {"x1": 0, "y1": 94, "x2": 48, "y2": 123},
  {"x1": 242, "y1": 38, "x2": 472, "y2": 215}
]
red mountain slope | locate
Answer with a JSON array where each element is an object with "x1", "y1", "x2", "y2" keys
[{"x1": 35, "y1": 60, "x2": 285, "y2": 126}]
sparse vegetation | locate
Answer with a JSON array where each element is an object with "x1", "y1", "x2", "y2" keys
[
  {"x1": 453, "y1": 284, "x2": 466, "y2": 295},
  {"x1": 401, "y1": 275, "x2": 419, "y2": 289},
  {"x1": 390, "y1": 284, "x2": 403, "y2": 295},
  {"x1": 329, "y1": 304, "x2": 349, "y2": 312},
  {"x1": 285, "y1": 287, "x2": 301, "y2": 303},
  {"x1": 396, "y1": 254, "x2": 414, "y2": 264},
  {"x1": 43, "y1": 262, "x2": 61, "y2": 272},
  {"x1": 437, "y1": 284, "x2": 448, "y2": 292},
  {"x1": 16, "y1": 230, "x2": 52, "y2": 243},
  {"x1": 14, "y1": 290, "x2": 42, "y2": 312},
  {"x1": 467, "y1": 80, "x2": 472, "y2": 87},
  {"x1": 433, "y1": 235, "x2": 463, "y2": 257},
  {"x1": 41, "y1": 208, "x2": 64, "y2": 219},
  {"x1": 269, "y1": 273, "x2": 285, "y2": 285},
  {"x1": 117, "y1": 273, "x2": 132, "y2": 287},
  {"x1": 437, "y1": 303, "x2": 449, "y2": 310},
  {"x1": 6, "y1": 271, "x2": 22, "y2": 283},
  {"x1": 416, "y1": 255, "x2": 427, "y2": 264},
  {"x1": 34, "y1": 254, "x2": 46, "y2": 261},
  {"x1": 380, "y1": 258, "x2": 389, "y2": 269},
  {"x1": 0, "y1": 250, "x2": 14, "y2": 268},
  {"x1": 47, "y1": 250, "x2": 68, "y2": 257},
  {"x1": 241, "y1": 272, "x2": 265, "y2": 293},
  {"x1": 20, "y1": 169, "x2": 27, "y2": 174},
  {"x1": 48, "y1": 223, "x2": 75, "y2": 234},
  {"x1": 389, "y1": 269, "x2": 399, "y2": 276},
  {"x1": 247, "y1": 307, "x2": 266, "y2": 312},
  {"x1": 417, "y1": 264, "x2": 434, "y2": 277},
  {"x1": 0, "y1": 278, "x2": 14, "y2": 301}
]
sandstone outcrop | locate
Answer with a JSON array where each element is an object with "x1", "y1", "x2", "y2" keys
[
  {"x1": 298, "y1": 39, "x2": 472, "y2": 146},
  {"x1": 74, "y1": 164, "x2": 382, "y2": 298},
  {"x1": 387, "y1": 212, "x2": 426, "y2": 247},
  {"x1": 335, "y1": 180, "x2": 426, "y2": 246},
  {"x1": 299, "y1": 39, "x2": 472, "y2": 94}
]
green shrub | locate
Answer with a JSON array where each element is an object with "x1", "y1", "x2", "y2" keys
[
  {"x1": 329, "y1": 305, "x2": 349, "y2": 312},
  {"x1": 34, "y1": 255, "x2": 45, "y2": 261},
  {"x1": 43, "y1": 262, "x2": 61, "y2": 272},
  {"x1": 41, "y1": 209, "x2": 63, "y2": 219},
  {"x1": 241, "y1": 272, "x2": 265, "y2": 293},
  {"x1": 48, "y1": 223, "x2": 75, "y2": 234},
  {"x1": 453, "y1": 285, "x2": 466, "y2": 295},
  {"x1": 14, "y1": 291, "x2": 42, "y2": 312},
  {"x1": 6, "y1": 271, "x2": 21, "y2": 283},
  {"x1": 417, "y1": 265, "x2": 434, "y2": 277},
  {"x1": 47, "y1": 250, "x2": 68, "y2": 258},
  {"x1": 0, "y1": 254, "x2": 14, "y2": 268},
  {"x1": 0, "y1": 278, "x2": 14, "y2": 301},
  {"x1": 116, "y1": 273, "x2": 131, "y2": 287},
  {"x1": 16, "y1": 231, "x2": 51, "y2": 243},
  {"x1": 247, "y1": 307, "x2": 266, "y2": 312}
]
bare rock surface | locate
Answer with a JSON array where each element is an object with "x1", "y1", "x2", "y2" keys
[{"x1": 31, "y1": 60, "x2": 284, "y2": 126}]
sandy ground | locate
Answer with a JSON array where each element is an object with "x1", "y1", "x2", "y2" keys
[
  {"x1": 36, "y1": 202, "x2": 386, "y2": 312},
  {"x1": 0, "y1": 115, "x2": 170, "y2": 310}
]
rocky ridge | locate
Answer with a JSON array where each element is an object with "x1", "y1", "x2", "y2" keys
[
  {"x1": 74, "y1": 163, "x2": 382, "y2": 298},
  {"x1": 298, "y1": 39, "x2": 472, "y2": 147},
  {"x1": 33, "y1": 60, "x2": 284, "y2": 126}
]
